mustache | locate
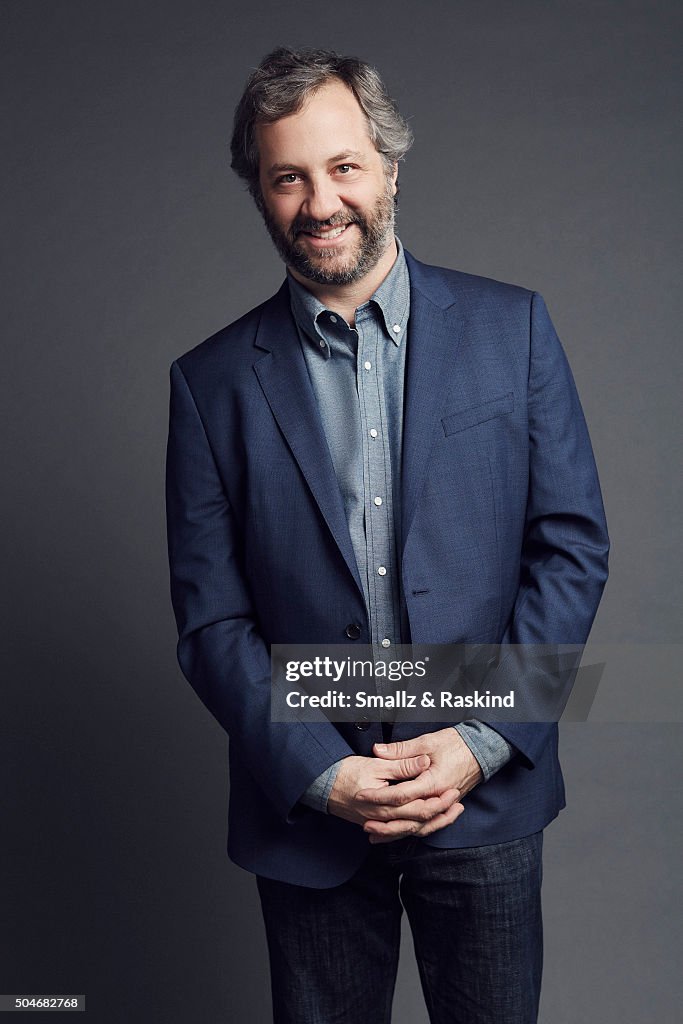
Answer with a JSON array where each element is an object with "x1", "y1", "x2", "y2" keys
[{"x1": 292, "y1": 215, "x2": 361, "y2": 236}]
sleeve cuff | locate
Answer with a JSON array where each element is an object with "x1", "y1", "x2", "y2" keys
[
  {"x1": 299, "y1": 758, "x2": 345, "y2": 814},
  {"x1": 453, "y1": 721, "x2": 515, "y2": 781}
]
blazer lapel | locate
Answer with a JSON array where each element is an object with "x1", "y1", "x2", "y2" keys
[
  {"x1": 252, "y1": 281, "x2": 365, "y2": 598},
  {"x1": 401, "y1": 251, "x2": 465, "y2": 554}
]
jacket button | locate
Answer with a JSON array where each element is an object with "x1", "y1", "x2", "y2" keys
[
  {"x1": 345, "y1": 623, "x2": 361, "y2": 639},
  {"x1": 354, "y1": 717, "x2": 371, "y2": 731}
]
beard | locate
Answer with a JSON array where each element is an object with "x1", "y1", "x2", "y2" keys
[{"x1": 257, "y1": 179, "x2": 396, "y2": 286}]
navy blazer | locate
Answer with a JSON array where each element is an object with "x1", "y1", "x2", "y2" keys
[{"x1": 165, "y1": 250, "x2": 609, "y2": 886}]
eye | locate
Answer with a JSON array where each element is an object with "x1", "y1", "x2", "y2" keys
[
  {"x1": 275, "y1": 173, "x2": 300, "y2": 185},
  {"x1": 337, "y1": 164, "x2": 353, "y2": 174}
]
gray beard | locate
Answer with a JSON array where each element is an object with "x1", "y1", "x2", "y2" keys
[{"x1": 257, "y1": 183, "x2": 396, "y2": 286}]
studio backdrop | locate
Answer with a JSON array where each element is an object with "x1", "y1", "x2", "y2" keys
[{"x1": 2, "y1": 2, "x2": 680, "y2": 1022}]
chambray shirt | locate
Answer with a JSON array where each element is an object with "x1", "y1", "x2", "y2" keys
[{"x1": 288, "y1": 238, "x2": 513, "y2": 814}]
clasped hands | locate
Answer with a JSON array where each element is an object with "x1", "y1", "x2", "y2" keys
[{"x1": 327, "y1": 728, "x2": 483, "y2": 844}]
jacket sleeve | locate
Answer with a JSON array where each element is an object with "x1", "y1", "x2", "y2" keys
[
  {"x1": 488, "y1": 292, "x2": 610, "y2": 767},
  {"x1": 165, "y1": 359, "x2": 355, "y2": 821}
]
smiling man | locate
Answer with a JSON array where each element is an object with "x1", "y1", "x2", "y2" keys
[
  {"x1": 253, "y1": 77, "x2": 399, "y2": 305},
  {"x1": 166, "y1": 47, "x2": 609, "y2": 1024}
]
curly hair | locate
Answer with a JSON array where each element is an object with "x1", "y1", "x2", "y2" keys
[{"x1": 230, "y1": 46, "x2": 413, "y2": 201}]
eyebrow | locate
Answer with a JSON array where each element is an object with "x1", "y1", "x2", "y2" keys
[{"x1": 266, "y1": 151, "x2": 366, "y2": 176}]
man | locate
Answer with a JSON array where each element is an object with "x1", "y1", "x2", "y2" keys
[{"x1": 165, "y1": 47, "x2": 609, "y2": 1024}]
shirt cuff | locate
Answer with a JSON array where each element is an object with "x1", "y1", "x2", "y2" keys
[
  {"x1": 453, "y1": 721, "x2": 515, "y2": 781},
  {"x1": 299, "y1": 758, "x2": 345, "y2": 814}
]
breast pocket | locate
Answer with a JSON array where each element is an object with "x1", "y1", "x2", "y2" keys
[{"x1": 441, "y1": 392, "x2": 514, "y2": 436}]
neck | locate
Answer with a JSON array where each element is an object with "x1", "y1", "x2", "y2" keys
[{"x1": 288, "y1": 236, "x2": 398, "y2": 327}]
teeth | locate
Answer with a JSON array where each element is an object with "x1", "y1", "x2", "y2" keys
[{"x1": 308, "y1": 225, "x2": 347, "y2": 239}]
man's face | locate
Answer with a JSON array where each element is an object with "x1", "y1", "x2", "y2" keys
[{"x1": 255, "y1": 79, "x2": 398, "y2": 286}]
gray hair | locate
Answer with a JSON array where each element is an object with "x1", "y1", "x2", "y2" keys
[{"x1": 230, "y1": 47, "x2": 413, "y2": 201}]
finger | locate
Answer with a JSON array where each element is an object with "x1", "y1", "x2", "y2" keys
[
  {"x1": 358, "y1": 769, "x2": 452, "y2": 806},
  {"x1": 365, "y1": 817, "x2": 422, "y2": 843},
  {"x1": 374, "y1": 739, "x2": 424, "y2": 760},
  {"x1": 381, "y1": 753, "x2": 430, "y2": 782},
  {"x1": 360, "y1": 789, "x2": 460, "y2": 824},
  {"x1": 414, "y1": 800, "x2": 465, "y2": 837}
]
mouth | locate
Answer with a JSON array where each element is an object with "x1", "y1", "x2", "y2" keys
[{"x1": 297, "y1": 223, "x2": 355, "y2": 248}]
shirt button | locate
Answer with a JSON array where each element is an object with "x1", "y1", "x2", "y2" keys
[
  {"x1": 355, "y1": 717, "x2": 371, "y2": 731},
  {"x1": 370, "y1": 429, "x2": 378, "y2": 438},
  {"x1": 345, "y1": 623, "x2": 361, "y2": 640},
  {"x1": 319, "y1": 339, "x2": 325, "y2": 348},
  {"x1": 364, "y1": 361, "x2": 372, "y2": 370},
  {"x1": 392, "y1": 324, "x2": 401, "y2": 334},
  {"x1": 329, "y1": 315, "x2": 337, "y2": 323},
  {"x1": 374, "y1": 496, "x2": 382, "y2": 506},
  {"x1": 381, "y1": 638, "x2": 391, "y2": 648},
  {"x1": 377, "y1": 566, "x2": 387, "y2": 576}
]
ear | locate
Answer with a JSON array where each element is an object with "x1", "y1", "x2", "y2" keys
[{"x1": 390, "y1": 161, "x2": 399, "y2": 195}]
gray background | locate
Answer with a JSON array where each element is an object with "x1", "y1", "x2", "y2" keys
[{"x1": 2, "y1": 1, "x2": 681, "y2": 1021}]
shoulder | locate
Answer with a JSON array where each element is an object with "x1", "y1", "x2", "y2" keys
[
  {"x1": 172, "y1": 291, "x2": 276, "y2": 381},
  {"x1": 404, "y1": 249, "x2": 535, "y2": 315}
]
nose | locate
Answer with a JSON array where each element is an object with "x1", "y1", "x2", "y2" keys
[{"x1": 300, "y1": 176, "x2": 342, "y2": 224}]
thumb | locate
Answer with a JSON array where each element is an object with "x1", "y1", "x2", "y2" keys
[{"x1": 382, "y1": 753, "x2": 431, "y2": 781}]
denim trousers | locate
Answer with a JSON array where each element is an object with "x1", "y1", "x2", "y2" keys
[{"x1": 256, "y1": 831, "x2": 544, "y2": 1024}]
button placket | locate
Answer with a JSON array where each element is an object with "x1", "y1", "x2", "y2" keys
[{"x1": 355, "y1": 311, "x2": 400, "y2": 697}]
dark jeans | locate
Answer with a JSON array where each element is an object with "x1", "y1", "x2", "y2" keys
[{"x1": 257, "y1": 831, "x2": 544, "y2": 1024}]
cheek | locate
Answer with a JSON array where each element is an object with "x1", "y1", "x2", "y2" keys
[
  {"x1": 269, "y1": 197, "x2": 300, "y2": 228},
  {"x1": 343, "y1": 180, "x2": 387, "y2": 210}
]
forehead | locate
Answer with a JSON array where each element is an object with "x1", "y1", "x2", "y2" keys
[{"x1": 256, "y1": 79, "x2": 377, "y2": 171}]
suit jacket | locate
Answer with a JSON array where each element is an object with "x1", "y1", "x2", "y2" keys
[{"x1": 165, "y1": 249, "x2": 609, "y2": 887}]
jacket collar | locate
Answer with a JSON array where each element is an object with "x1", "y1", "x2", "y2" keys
[{"x1": 400, "y1": 250, "x2": 465, "y2": 552}]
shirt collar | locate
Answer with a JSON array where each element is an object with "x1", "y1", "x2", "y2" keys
[{"x1": 288, "y1": 236, "x2": 410, "y2": 355}]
